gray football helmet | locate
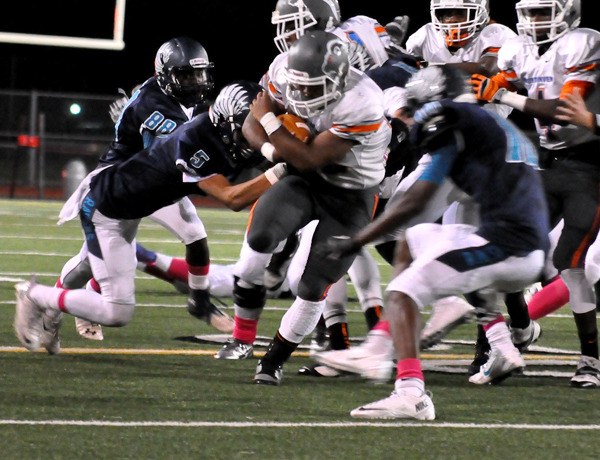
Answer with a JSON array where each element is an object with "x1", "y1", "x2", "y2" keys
[{"x1": 284, "y1": 30, "x2": 350, "y2": 118}]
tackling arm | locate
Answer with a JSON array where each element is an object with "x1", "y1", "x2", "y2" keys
[{"x1": 196, "y1": 164, "x2": 286, "y2": 211}]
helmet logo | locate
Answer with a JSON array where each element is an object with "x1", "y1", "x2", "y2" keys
[
  {"x1": 323, "y1": 39, "x2": 347, "y2": 76},
  {"x1": 155, "y1": 43, "x2": 174, "y2": 74}
]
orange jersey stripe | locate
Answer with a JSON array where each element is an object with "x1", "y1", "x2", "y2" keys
[
  {"x1": 570, "y1": 204, "x2": 600, "y2": 267},
  {"x1": 560, "y1": 81, "x2": 595, "y2": 99},
  {"x1": 566, "y1": 62, "x2": 600, "y2": 74},
  {"x1": 333, "y1": 120, "x2": 382, "y2": 133}
]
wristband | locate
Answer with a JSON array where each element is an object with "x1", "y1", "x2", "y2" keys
[
  {"x1": 260, "y1": 142, "x2": 276, "y2": 162},
  {"x1": 264, "y1": 163, "x2": 287, "y2": 184},
  {"x1": 495, "y1": 89, "x2": 527, "y2": 112},
  {"x1": 259, "y1": 112, "x2": 282, "y2": 136}
]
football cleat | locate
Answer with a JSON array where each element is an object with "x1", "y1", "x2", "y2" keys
[
  {"x1": 313, "y1": 330, "x2": 395, "y2": 383},
  {"x1": 214, "y1": 338, "x2": 254, "y2": 360},
  {"x1": 468, "y1": 335, "x2": 491, "y2": 376},
  {"x1": 297, "y1": 363, "x2": 342, "y2": 378},
  {"x1": 570, "y1": 356, "x2": 600, "y2": 389},
  {"x1": 41, "y1": 310, "x2": 63, "y2": 355},
  {"x1": 468, "y1": 348, "x2": 525, "y2": 385},
  {"x1": 14, "y1": 277, "x2": 45, "y2": 351},
  {"x1": 254, "y1": 360, "x2": 283, "y2": 386},
  {"x1": 75, "y1": 317, "x2": 104, "y2": 341},
  {"x1": 510, "y1": 320, "x2": 542, "y2": 352},
  {"x1": 420, "y1": 296, "x2": 475, "y2": 350},
  {"x1": 187, "y1": 289, "x2": 234, "y2": 333},
  {"x1": 350, "y1": 389, "x2": 435, "y2": 420}
]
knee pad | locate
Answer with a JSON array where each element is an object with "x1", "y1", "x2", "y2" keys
[
  {"x1": 562, "y1": 268, "x2": 596, "y2": 314},
  {"x1": 233, "y1": 277, "x2": 266, "y2": 310}
]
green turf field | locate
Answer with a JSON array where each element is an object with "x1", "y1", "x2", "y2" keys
[{"x1": 1, "y1": 199, "x2": 599, "y2": 459}]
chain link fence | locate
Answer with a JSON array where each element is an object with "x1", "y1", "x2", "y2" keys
[{"x1": 0, "y1": 89, "x2": 116, "y2": 198}]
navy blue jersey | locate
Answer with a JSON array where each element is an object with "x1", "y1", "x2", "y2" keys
[
  {"x1": 98, "y1": 77, "x2": 206, "y2": 165},
  {"x1": 90, "y1": 112, "x2": 236, "y2": 219},
  {"x1": 367, "y1": 53, "x2": 422, "y2": 178},
  {"x1": 366, "y1": 51, "x2": 419, "y2": 90},
  {"x1": 413, "y1": 100, "x2": 550, "y2": 255}
]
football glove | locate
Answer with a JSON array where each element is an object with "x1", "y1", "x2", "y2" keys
[{"x1": 470, "y1": 74, "x2": 504, "y2": 103}]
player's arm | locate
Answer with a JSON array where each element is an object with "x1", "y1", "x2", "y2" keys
[
  {"x1": 195, "y1": 164, "x2": 286, "y2": 212},
  {"x1": 471, "y1": 71, "x2": 594, "y2": 123},
  {"x1": 247, "y1": 91, "x2": 354, "y2": 171}
]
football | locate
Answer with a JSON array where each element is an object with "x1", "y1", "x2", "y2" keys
[{"x1": 277, "y1": 113, "x2": 312, "y2": 143}]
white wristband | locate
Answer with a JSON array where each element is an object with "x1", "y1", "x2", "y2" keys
[
  {"x1": 259, "y1": 112, "x2": 282, "y2": 136},
  {"x1": 496, "y1": 89, "x2": 527, "y2": 112},
  {"x1": 264, "y1": 163, "x2": 287, "y2": 185},
  {"x1": 260, "y1": 142, "x2": 276, "y2": 162}
]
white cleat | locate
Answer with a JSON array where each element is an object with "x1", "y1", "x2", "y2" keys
[
  {"x1": 41, "y1": 310, "x2": 63, "y2": 355},
  {"x1": 313, "y1": 330, "x2": 395, "y2": 383},
  {"x1": 14, "y1": 277, "x2": 45, "y2": 351},
  {"x1": 350, "y1": 390, "x2": 435, "y2": 420},
  {"x1": 75, "y1": 317, "x2": 104, "y2": 341},
  {"x1": 468, "y1": 348, "x2": 525, "y2": 385},
  {"x1": 420, "y1": 296, "x2": 475, "y2": 349},
  {"x1": 510, "y1": 320, "x2": 542, "y2": 352}
]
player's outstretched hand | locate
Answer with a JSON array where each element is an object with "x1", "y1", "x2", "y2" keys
[
  {"x1": 470, "y1": 74, "x2": 502, "y2": 103},
  {"x1": 316, "y1": 236, "x2": 361, "y2": 261}
]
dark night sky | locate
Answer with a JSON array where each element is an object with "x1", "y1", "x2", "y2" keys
[{"x1": 1, "y1": 0, "x2": 598, "y2": 96}]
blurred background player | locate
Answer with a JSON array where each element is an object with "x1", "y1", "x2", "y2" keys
[
  {"x1": 405, "y1": 0, "x2": 544, "y2": 373},
  {"x1": 470, "y1": 0, "x2": 600, "y2": 388},
  {"x1": 319, "y1": 65, "x2": 549, "y2": 419}
]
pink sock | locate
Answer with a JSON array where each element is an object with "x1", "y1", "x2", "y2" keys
[
  {"x1": 528, "y1": 277, "x2": 570, "y2": 320},
  {"x1": 396, "y1": 358, "x2": 424, "y2": 381},
  {"x1": 167, "y1": 258, "x2": 190, "y2": 283},
  {"x1": 372, "y1": 319, "x2": 390, "y2": 334},
  {"x1": 483, "y1": 314, "x2": 505, "y2": 331},
  {"x1": 234, "y1": 316, "x2": 258, "y2": 344}
]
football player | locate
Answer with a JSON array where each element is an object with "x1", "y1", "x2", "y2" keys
[
  {"x1": 319, "y1": 65, "x2": 550, "y2": 420},
  {"x1": 214, "y1": 0, "x2": 395, "y2": 366},
  {"x1": 58, "y1": 37, "x2": 239, "y2": 340},
  {"x1": 14, "y1": 82, "x2": 287, "y2": 355},
  {"x1": 471, "y1": 0, "x2": 600, "y2": 388},
  {"x1": 234, "y1": 31, "x2": 390, "y2": 385}
]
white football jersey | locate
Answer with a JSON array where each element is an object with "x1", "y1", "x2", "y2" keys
[
  {"x1": 332, "y1": 15, "x2": 391, "y2": 70},
  {"x1": 406, "y1": 22, "x2": 516, "y2": 119},
  {"x1": 266, "y1": 56, "x2": 390, "y2": 190},
  {"x1": 406, "y1": 22, "x2": 516, "y2": 65},
  {"x1": 498, "y1": 28, "x2": 600, "y2": 149}
]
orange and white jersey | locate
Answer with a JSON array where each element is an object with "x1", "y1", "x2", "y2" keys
[
  {"x1": 267, "y1": 58, "x2": 390, "y2": 190},
  {"x1": 332, "y1": 15, "x2": 391, "y2": 70},
  {"x1": 406, "y1": 22, "x2": 515, "y2": 66},
  {"x1": 406, "y1": 22, "x2": 516, "y2": 119},
  {"x1": 498, "y1": 28, "x2": 600, "y2": 150}
]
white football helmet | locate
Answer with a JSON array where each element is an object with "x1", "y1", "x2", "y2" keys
[
  {"x1": 516, "y1": 0, "x2": 581, "y2": 45},
  {"x1": 272, "y1": 0, "x2": 341, "y2": 53},
  {"x1": 430, "y1": 0, "x2": 490, "y2": 48}
]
